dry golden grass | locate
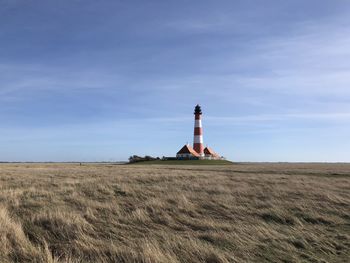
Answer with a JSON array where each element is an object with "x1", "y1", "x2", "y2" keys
[{"x1": 0, "y1": 163, "x2": 349, "y2": 262}]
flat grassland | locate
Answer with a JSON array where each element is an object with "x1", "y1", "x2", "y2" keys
[{"x1": 0, "y1": 163, "x2": 349, "y2": 263}]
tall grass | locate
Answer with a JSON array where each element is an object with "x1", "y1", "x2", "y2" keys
[{"x1": 0, "y1": 163, "x2": 349, "y2": 262}]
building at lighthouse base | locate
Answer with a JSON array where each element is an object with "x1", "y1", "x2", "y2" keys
[
  {"x1": 176, "y1": 144, "x2": 223, "y2": 160},
  {"x1": 176, "y1": 144, "x2": 200, "y2": 160},
  {"x1": 203, "y1": 147, "x2": 222, "y2": 160}
]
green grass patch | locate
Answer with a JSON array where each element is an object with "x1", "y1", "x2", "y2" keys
[{"x1": 130, "y1": 159, "x2": 233, "y2": 165}]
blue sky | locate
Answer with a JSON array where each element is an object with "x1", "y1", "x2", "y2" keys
[{"x1": 1, "y1": 0, "x2": 350, "y2": 162}]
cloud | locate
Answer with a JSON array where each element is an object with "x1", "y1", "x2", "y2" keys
[
  {"x1": 164, "y1": 15, "x2": 241, "y2": 33},
  {"x1": 207, "y1": 112, "x2": 350, "y2": 123},
  {"x1": 0, "y1": 63, "x2": 124, "y2": 99},
  {"x1": 236, "y1": 19, "x2": 350, "y2": 96},
  {"x1": 139, "y1": 111, "x2": 350, "y2": 126}
]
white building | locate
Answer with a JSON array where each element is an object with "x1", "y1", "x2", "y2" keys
[{"x1": 176, "y1": 144, "x2": 200, "y2": 159}]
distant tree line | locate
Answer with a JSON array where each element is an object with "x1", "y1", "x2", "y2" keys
[{"x1": 128, "y1": 155, "x2": 160, "y2": 163}]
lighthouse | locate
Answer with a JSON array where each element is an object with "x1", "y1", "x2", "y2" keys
[
  {"x1": 193, "y1": 104, "x2": 204, "y2": 157},
  {"x1": 175, "y1": 104, "x2": 222, "y2": 160}
]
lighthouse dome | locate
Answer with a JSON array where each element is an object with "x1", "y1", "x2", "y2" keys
[{"x1": 194, "y1": 104, "x2": 202, "y2": 114}]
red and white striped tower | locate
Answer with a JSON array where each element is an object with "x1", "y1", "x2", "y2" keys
[{"x1": 193, "y1": 104, "x2": 204, "y2": 157}]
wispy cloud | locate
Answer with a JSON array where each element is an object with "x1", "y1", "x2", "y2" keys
[
  {"x1": 164, "y1": 14, "x2": 242, "y2": 33},
  {"x1": 236, "y1": 19, "x2": 350, "y2": 96},
  {"x1": 140, "y1": 112, "x2": 350, "y2": 126},
  {"x1": 0, "y1": 63, "x2": 124, "y2": 99},
  {"x1": 206, "y1": 112, "x2": 350, "y2": 123}
]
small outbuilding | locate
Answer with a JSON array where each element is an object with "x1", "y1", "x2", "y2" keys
[
  {"x1": 204, "y1": 147, "x2": 221, "y2": 160},
  {"x1": 176, "y1": 144, "x2": 200, "y2": 159}
]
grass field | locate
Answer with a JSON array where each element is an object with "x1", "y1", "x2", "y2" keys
[{"x1": 0, "y1": 163, "x2": 349, "y2": 262}]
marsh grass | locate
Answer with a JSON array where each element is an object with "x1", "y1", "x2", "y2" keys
[{"x1": 0, "y1": 163, "x2": 349, "y2": 262}]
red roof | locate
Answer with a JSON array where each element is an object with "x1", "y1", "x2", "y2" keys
[
  {"x1": 177, "y1": 144, "x2": 200, "y2": 157},
  {"x1": 204, "y1": 147, "x2": 220, "y2": 157}
]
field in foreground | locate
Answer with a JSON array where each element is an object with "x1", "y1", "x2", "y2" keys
[{"x1": 0, "y1": 163, "x2": 349, "y2": 263}]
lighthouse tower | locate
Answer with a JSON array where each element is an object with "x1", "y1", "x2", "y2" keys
[{"x1": 193, "y1": 104, "x2": 204, "y2": 157}]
